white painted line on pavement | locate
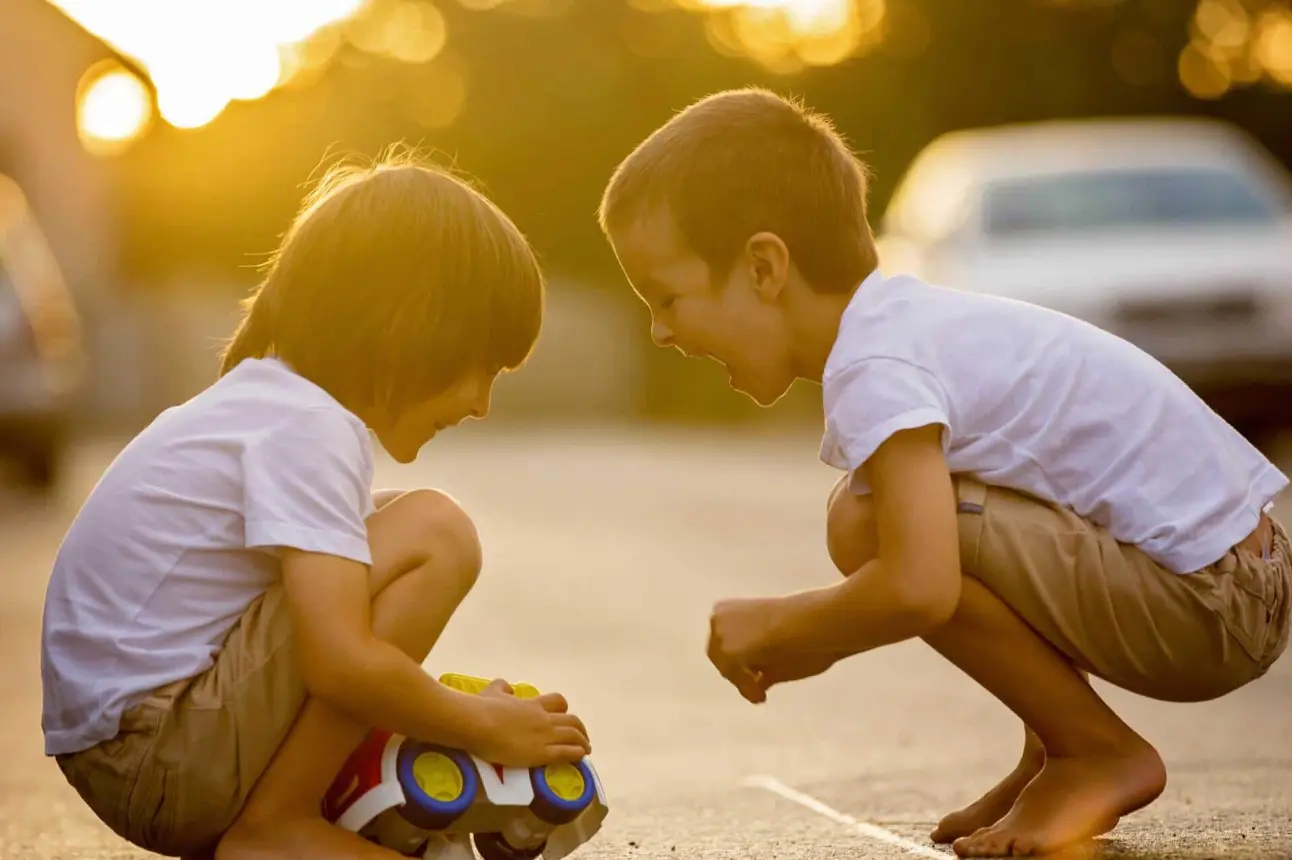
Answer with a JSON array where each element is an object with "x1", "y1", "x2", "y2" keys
[{"x1": 743, "y1": 774, "x2": 949, "y2": 858}]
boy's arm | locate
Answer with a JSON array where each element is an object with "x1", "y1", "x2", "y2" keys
[
  {"x1": 280, "y1": 548, "x2": 483, "y2": 748},
  {"x1": 280, "y1": 549, "x2": 590, "y2": 766},
  {"x1": 240, "y1": 410, "x2": 585, "y2": 765},
  {"x1": 780, "y1": 422, "x2": 962, "y2": 653},
  {"x1": 709, "y1": 359, "x2": 961, "y2": 701},
  {"x1": 721, "y1": 423, "x2": 961, "y2": 671}
]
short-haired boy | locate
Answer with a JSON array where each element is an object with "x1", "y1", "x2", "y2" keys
[{"x1": 597, "y1": 88, "x2": 1289, "y2": 857}]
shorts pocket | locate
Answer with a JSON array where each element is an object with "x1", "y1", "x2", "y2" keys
[
  {"x1": 1190, "y1": 551, "x2": 1273, "y2": 665},
  {"x1": 57, "y1": 702, "x2": 166, "y2": 846},
  {"x1": 122, "y1": 755, "x2": 181, "y2": 855}
]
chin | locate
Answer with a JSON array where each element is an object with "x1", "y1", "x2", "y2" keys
[
  {"x1": 732, "y1": 373, "x2": 793, "y2": 408},
  {"x1": 378, "y1": 434, "x2": 423, "y2": 465}
]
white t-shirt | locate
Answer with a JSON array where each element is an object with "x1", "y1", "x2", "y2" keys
[
  {"x1": 41, "y1": 357, "x2": 377, "y2": 756},
  {"x1": 820, "y1": 270, "x2": 1288, "y2": 575}
]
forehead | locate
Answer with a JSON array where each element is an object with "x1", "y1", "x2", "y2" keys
[{"x1": 610, "y1": 203, "x2": 702, "y2": 291}]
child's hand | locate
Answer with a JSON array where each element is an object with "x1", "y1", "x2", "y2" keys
[
  {"x1": 709, "y1": 598, "x2": 843, "y2": 702},
  {"x1": 472, "y1": 679, "x2": 591, "y2": 767},
  {"x1": 707, "y1": 597, "x2": 789, "y2": 704}
]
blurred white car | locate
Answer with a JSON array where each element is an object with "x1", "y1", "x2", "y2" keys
[
  {"x1": 0, "y1": 172, "x2": 83, "y2": 488},
  {"x1": 875, "y1": 117, "x2": 1292, "y2": 436}
]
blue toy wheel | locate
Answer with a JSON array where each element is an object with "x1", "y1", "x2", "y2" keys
[
  {"x1": 529, "y1": 759, "x2": 597, "y2": 825},
  {"x1": 395, "y1": 741, "x2": 478, "y2": 830}
]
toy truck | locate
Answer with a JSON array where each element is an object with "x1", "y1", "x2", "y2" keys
[{"x1": 323, "y1": 673, "x2": 608, "y2": 860}]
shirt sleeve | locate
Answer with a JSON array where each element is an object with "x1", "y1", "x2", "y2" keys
[
  {"x1": 821, "y1": 357, "x2": 952, "y2": 494},
  {"x1": 241, "y1": 408, "x2": 375, "y2": 564}
]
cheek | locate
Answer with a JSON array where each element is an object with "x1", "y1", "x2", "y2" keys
[
  {"x1": 710, "y1": 293, "x2": 763, "y2": 353},
  {"x1": 733, "y1": 311, "x2": 790, "y2": 377},
  {"x1": 397, "y1": 407, "x2": 438, "y2": 441}
]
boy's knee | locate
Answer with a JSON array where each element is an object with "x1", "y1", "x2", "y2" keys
[
  {"x1": 390, "y1": 488, "x2": 483, "y2": 590},
  {"x1": 826, "y1": 476, "x2": 877, "y2": 575}
]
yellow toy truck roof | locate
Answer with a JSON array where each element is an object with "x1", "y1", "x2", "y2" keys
[{"x1": 438, "y1": 672, "x2": 541, "y2": 700}]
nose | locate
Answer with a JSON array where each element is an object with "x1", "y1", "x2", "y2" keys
[{"x1": 650, "y1": 318, "x2": 673, "y2": 347}]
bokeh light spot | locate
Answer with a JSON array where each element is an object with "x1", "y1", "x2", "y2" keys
[{"x1": 76, "y1": 60, "x2": 154, "y2": 156}]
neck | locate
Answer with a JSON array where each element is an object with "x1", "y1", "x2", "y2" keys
[{"x1": 787, "y1": 282, "x2": 860, "y2": 384}]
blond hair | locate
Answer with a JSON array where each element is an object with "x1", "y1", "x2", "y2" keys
[{"x1": 221, "y1": 148, "x2": 544, "y2": 415}]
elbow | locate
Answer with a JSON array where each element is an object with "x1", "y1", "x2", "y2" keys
[{"x1": 893, "y1": 566, "x2": 961, "y2": 636}]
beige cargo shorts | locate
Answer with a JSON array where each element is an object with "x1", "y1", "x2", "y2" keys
[
  {"x1": 55, "y1": 587, "x2": 305, "y2": 857},
  {"x1": 953, "y1": 476, "x2": 1291, "y2": 702}
]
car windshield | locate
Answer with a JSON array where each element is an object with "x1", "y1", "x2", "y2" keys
[{"x1": 982, "y1": 167, "x2": 1285, "y2": 238}]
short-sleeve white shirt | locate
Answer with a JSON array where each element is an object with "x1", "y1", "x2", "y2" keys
[
  {"x1": 42, "y1": 358, "x2": 376, "y2": 756},
  {"x1": 820, "y1": 271, "x2": 1287, "y2": 576}
]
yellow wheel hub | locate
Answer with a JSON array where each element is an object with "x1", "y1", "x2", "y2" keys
[
  {"x1": 543, "y1": 763, "x2": 586, "y2": 802},
  {"x1": 413, "y1": 752, "x2": 464, "y2": 803}
]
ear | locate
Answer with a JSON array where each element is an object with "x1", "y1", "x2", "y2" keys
[{"x1": 745, "y1": 232, "x2": 790, "y2": 303}]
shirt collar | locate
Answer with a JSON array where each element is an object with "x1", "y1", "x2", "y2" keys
[{"x1": 822, "y1": 267, "x2": 887, "y2": 382}]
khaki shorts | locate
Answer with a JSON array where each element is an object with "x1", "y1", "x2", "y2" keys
[
  {"x1": 56, "y1": 587, "x2": 304, "y2": 857},
  {"x1": 953, "y1": 476, "x2": 1291, "y2": 702}
]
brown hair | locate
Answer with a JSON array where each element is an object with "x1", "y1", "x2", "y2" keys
[
  {"x1": 598, "y1": 87, "x2": 877, "y2": 294},
  {"x1": 219, "y1": 147, "x2": 544, "y2": 416}
]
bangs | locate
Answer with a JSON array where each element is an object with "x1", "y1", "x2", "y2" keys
[
  {"x1": 482, "y1": 228, "x2": 544, "y2": 374},
  {"x1": 253, "y1": 155, "x2": 546, "y2": 415}
]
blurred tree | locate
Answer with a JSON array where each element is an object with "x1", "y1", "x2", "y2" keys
[
  {"x1": 95, "y1": 0, "x2": 1292, "y2": 418},
  {"x1": 111, "y1": 0, "x2": 1291, "y2": 287}
]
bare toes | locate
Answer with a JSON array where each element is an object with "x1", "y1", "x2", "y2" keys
[
  {"x1": 1008, "y1": 834, "x2": 1037, "y2": 856},
  {"x1": 955, "y1": 828, "x2": 1013, "y2": 858},
  {"x1": 931, "y1": 816, "x2": 968, "y2": 844}
]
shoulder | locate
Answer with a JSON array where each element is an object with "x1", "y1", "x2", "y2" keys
[
  {"x1": 215, "y1": 358, "x2": 373, "y2": 460},
  {"x1": 257, "y1": 403, "x2": 369, "y2": 446},
  {"x1": 824, "y1": 275, "x2": 949, "y2": 399},
  {"x1": 826, "y1": 273, "x2": 942, "y2": 374},
  {"x1": 246, "y1": 404, "x2": 374, "y2": 477},
  {"x1": 240, "y1": 402, "x2": 377, "y2": 547}
]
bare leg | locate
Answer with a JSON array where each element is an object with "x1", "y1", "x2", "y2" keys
[
  {"x1": 826, "y1": 481, "x2": 1165, "y2": 855},
  {"x1": 827, "y1": 482, "x2": 1039, "y2": 842},
  {"x1": 925, "y1": 578, "x2": 1165, "y2": 857},
  {"x1": 216, "y1": 490, "x2": 484, "y2": 860}
]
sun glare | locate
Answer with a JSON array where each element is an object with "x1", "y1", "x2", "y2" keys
[
  {"x1": 666, "y1": 0, "x2": 885, "y2": 71},
  {"x1": 52, "y1": 0, "x2": 1292, "y2": 153},
  {"x1": 52, "y1": 0, "x2": 383, "y2": 142},
  {"x1": 76, "y1": 60, "x2": 153, "y2": 156}
]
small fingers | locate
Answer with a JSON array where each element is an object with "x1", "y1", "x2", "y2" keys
[
  {"x1": 553, "y1": 712, "x2": 589, "y2": 739},
  {"x1": 553, "y1": 725, "x2": 591, "y2": 753},
  {"x1": 731, "y1": 667, "x2": 766, "y2": 703},
  {"x1": 544, "y1": 744, "x2": 590, "y2": 765},
  {"x1": 538, "y1": 692, "x2": 569, "y2": 713}
]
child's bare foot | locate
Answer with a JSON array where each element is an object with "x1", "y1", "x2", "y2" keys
[
  {"x1": 216, "y1": 815, "x2": 407, "y2": 860},
  {"x1": 931, "y1": 732, "x2": 1045, "y2": 844},
  {"x1": 952, "y1": 741, "x2": 1166, "y2": 857}
]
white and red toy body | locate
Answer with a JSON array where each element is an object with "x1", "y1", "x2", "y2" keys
[{"x1": 323, "y1": 674, "x2": 608, "y2": 860}]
